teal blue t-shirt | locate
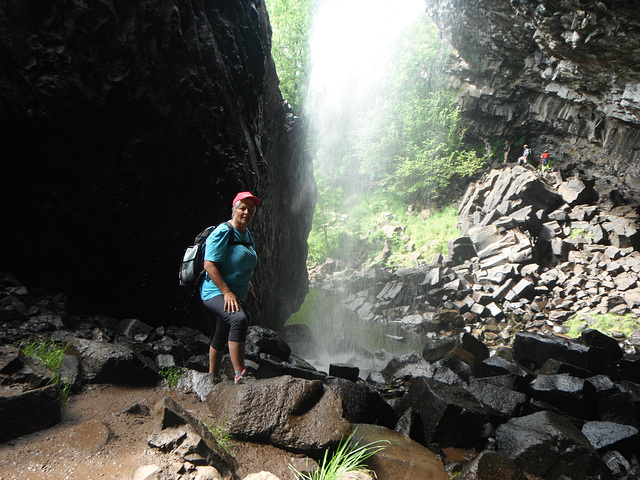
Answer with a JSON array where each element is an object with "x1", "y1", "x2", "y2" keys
[{"x1": 200, "y1": 223, "x2": 257, "y2": 302}]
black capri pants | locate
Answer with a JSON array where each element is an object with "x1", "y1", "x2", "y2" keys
[{"x1": 202, "y1": 295, "x2": 249, "y2": 351}]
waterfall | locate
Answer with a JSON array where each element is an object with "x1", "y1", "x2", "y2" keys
[
  {"x1": 296, "y1": 0, "x2": 428, "y2": 376},
  {"x1": 305, "y1": 0, "x2": 427, "y2": 182}
]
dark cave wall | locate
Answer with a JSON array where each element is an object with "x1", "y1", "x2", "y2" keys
[
  {"x1": 0, "y1": 0, "x2": 315, "y2": 330},
  {"x1": 425, "y1": 0, "x2": 640, "y2": 196}
]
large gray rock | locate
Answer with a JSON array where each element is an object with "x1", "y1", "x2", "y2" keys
[
  {"x1": 325, "y1": 377, "x2": 398, "y2": 429},
  {"x1": 152, "y1": 396, "x2": 236, "y2": 477},
  {"x1": 528, "y1": 373, "x2": 595, "y2": 419},
  {"x1": 205, "y1": 375, "x2": 351, "y2": 453},
  {"x1": 396, "y1": 377, "x2": 488, "y2": 448},
  {"x1": 73, "y1": 338, "x2": 160, "y2": 385},
  {"x1": 245, "y1": 325, "x2": 291, "y2": 361},
  {"x1": 0, "y1": 345, "x2": 63, "y2": 442},
  {"x1": 496, "y1": 411, "x2": 613, "y2": 479},
  {"x1": 513, "y1": 331, "x2": 613, "y2": 374},
  {"x1": 458, "y1": 450, "x2": 529, "y2": 480},
  {"x1": 0, "y1": 383, "x2": 62, "y2": 444},
  {"x1": 582, "y1": 421, "x2": 640, "y2": 452},
  {"x1": 464, "y1": 377, "x2": 528, "y2": 420}
]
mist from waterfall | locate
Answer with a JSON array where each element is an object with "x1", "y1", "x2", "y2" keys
[
  {"x1": 305, "y1": 0, "x2": 427, "y2": 183},
  {"x1": 298, "y1": 0, "x2": 429, "y2": 375}
]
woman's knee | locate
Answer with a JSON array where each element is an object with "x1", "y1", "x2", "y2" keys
[{"x1": 228, "y1": 311, "x2": 248, "y2": 342}]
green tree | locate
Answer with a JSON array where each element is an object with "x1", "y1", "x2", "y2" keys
[
  {"x1": 357, "y1": 16, "x2": 483, "y2": 206},
  {"x1": 267, "y1": 5, "x2": 483, "y2": 265},
  {"x1": 266, "y1": 0, "x2": 313, "y2": 112}
]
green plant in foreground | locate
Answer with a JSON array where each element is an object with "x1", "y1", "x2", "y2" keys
[
  {"x1": 290, "y1": 430, "x2": 388, "y2": 480},
  {"x1": 205, "y1": 419, "x2": 234, "y2": 454},
  {"x1": 159, "y1": 366, "x2": 183, "y2": 388},
  {"x1": 21, "y1": 339, "x2": 72, "y2": 403}
]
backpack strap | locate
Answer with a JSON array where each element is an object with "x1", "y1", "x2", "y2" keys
[{"x1": 224, "y1": 221, "x2": 254, "y2": 248}]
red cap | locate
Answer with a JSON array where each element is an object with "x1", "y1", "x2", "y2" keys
[{"x1": 232, "y1": 191, "x2": 261, "y2": 207}]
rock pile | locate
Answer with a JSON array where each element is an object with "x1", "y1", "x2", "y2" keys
[
  {"x1": 309, "y1": 165, "x2": 640, "y2": 355},
  {"x1": 367, "y1": 328, "x2": 640, "y2": 479},
  {"x1": 2, "y1": 267, "x2": 640, "y2": 478},
  {"x1": 0, "y1": 272, "x2": 444, "y2": 479}
]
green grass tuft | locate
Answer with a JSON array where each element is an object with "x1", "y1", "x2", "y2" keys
[
  {"x1": 20, "y1": 338, "x2": 72, "y2": 404},
  {"x1": 205, "y1": 419, "x2": 234, "y2": 454},
  {"x1": 290, "y1": 430, "x2": 388, "y2": 480},
  {"x1": 159, "y1": 366, "x2": 183, "y2": 388}
]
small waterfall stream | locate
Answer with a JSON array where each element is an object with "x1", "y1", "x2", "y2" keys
[{"x1": 291, "y1": 0, "x2": 429, "y2": 376}]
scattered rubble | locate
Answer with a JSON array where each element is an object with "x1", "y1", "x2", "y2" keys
[
  {"x1": 309, "y1": 165, "x2": 640, "y2": 355},
  {"x1": 2, "y1": 167, "x2": 640, "y2": 479},
  {"x1": 2, "y1": 265, "x2": 640, "y2": 478}
]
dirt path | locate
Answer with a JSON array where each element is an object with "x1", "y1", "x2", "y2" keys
[{"x1": 0, "y1": 384, "x2": 296, "y2": 480}]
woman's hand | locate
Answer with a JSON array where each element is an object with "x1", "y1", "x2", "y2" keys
[
  {"x1": 223, "y1": 291, "x2": 240, "y2": 313},
  {"x1": 204, "y1": 261, "x2": 240, "y2": 312}
]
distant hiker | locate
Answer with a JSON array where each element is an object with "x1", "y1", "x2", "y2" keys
[
  {"x1": 503, "y1": 140, "x2": 511, "y2": 163},
  {"x1": 518, "y1": 144, "x2": 532, "y2": 165},
  {"x1": 201, "y1": 191, "x2": 260, "y2": 384},
  {"x1": 484, "y1": 138, "x2": 491, "y2": 158},
  {"x1": 539, "y1": 150, "x2": 550, "y2": 171}
]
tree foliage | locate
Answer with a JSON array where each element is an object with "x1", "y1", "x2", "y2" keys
[
  {"x1": 265, "y1": 0, "x2": 312, "y2": 112},
  {"x1": 353, "y1": 16, "x2": 484, "y2": 207},
  {"x1": 267, "y1": 3, "x2": 485, "y2": 265}
]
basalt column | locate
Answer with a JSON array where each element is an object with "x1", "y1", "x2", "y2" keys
[{"x1": 0, "y1": 0, "x2": 315, "y2": 329}]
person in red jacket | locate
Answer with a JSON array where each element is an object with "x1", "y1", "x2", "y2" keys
[{"x1": 539, "y1": 150, "x2": 550, "y2": 172}]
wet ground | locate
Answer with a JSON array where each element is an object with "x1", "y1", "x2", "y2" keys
[{"x1": 0, "y1": 384, "x2": 296, "y2": 480}]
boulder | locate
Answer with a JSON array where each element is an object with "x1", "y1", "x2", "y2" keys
[
  {"x1": 528, "y1": 373, "x2": 596, "y2": 419},
  {"x1": 496, "y1": 410, "x2": 613, "y2": 479},
  {"x1": 246, "y1": 325, "x2": 291, "y2": 361},
  {"x1": 448, "y1": 236, "x2": 477, "y2": 265},
  {"x1": 350, "y1": 423, "x2": 448, "y2": 480},
  {"x1": 582, "y1": 421, "x2": 640, "y2": 453},
  {"x1": 72, "y1": 338, "x2": 160, "y2": 385},
  {"x1": 0, "y1": 345, "x2": 63, "y2": 443},
  {"x1": 152, "y1": 396, "x2": 236, "y2": 476},
  {"x1": 396, "y1": 377, "x2": 488, "y2": 448},
  {"x1": 422, "y1": 337, "x2": 458, "y2": 363},
  {"x1": 464, "y1": 377, "x2": 528, "y2": 420},
  {"x1": 0, "y1": 383, "x2": 61, "y2": 443},
  {"x1": 513, "y1": 332, "x2": 612, "y2": 374},
  {"x1": 458, "y1": 450, "x2": 529, "y2": 480},
  {"x1": 205, "y1": 375, "x2": 351, "y2": 453},
  {"x1": 325, "y1": 377, "x2": 398, "y2": 429}
]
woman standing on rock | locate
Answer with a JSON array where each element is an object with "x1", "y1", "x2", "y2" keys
[{"x1": 201, "y1": 191, "x2": 260, "y2": 384}]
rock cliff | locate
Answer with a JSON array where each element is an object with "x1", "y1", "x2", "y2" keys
[
  {"x1": 0, "y1": 0, "x2": 315, "y2": 328},
  {"x1": 425, "y1": 0, "x2": 640, "y2": 195}
]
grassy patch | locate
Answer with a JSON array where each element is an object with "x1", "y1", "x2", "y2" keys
[
  {"x1": 290, "y1": 430, "x2": 387, "y2": 480},
  {"x1": 205, "y1": 419, "x2": 234, "y2": 454},
  {"x1": 563, "y1": 313, "x2": 639, "y2": 338},
  {"x1": 568, "y1": 228, "x2": 592, "y2": 239},
  {"x1": 20, "y1": 338, "x2": 72, "y2": 404},
  {"x1": 159, "y1": 366, "x2": 183, "y2": 388},
  {"x1": 308, "y1": 187, "x2": 461, "y2": 269},
  {"x1": 390, "y1": 204, "x2": 460, "y2": 266}
]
